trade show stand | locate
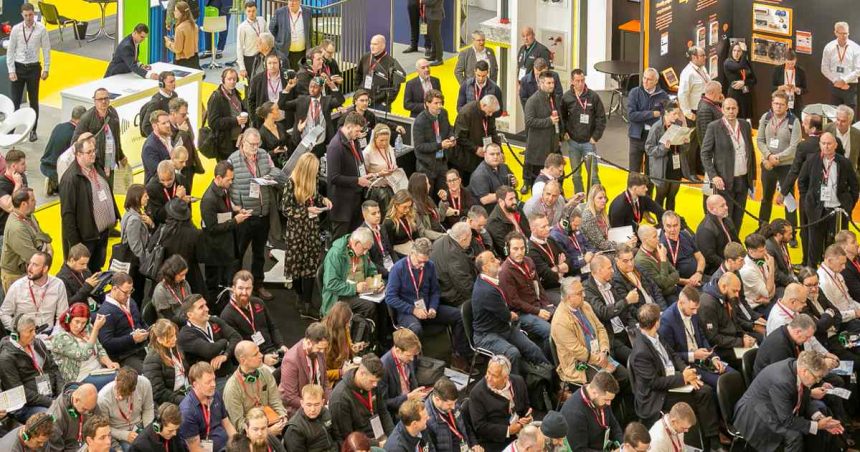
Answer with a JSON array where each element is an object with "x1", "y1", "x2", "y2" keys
[{"x1": 59, "y1": 61, "x2": 203, "y2": 169}]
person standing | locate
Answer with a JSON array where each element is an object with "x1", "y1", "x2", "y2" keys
[
  {"x1": 163, "y1": 1, "x2": 199, "y2": 69},
  {"x1": 403, "y1": 59, "x2": 441, "y2": 118},
  {"x1": 327, "y1": 112, "x2": 370, "y2": 239},
  {"x1": 73, "y1": 88, "x2": 127, "y2": 189},
  {"x1": 457, "y1": 60, "x2": 504, "y2": 114},
  {"x1": 823, "y1": 105, "x2": 860, "y2": 172},
  {"x1": 627, "y1": 68, "x2": 669, "y2": 176},
  {"x1": 723, "y1": 42, "x2": 756, "y2": 120},
  {"x1": 237, "y1": 0, "x2": 268, "y2": 80},
  {"x1": 677, "y1": 46, "x2": 710, "y2": 123},
  {"x1": 424, "y1": 0, "x2": 444, "y2": 66},
  {"x1": 645, "y1": 101, "x2": 688, "y2": 211},
  {"x1": 453, "y1": 96, "x2": 500, "y2": 186},
  {"x1": 772, "y1": 49, "x2": 807, "y2": 116},
  {"x1": 756, "y1": 90, "x2": 800, "y2": 231},
  {"x1": 357, "y1": 35, "x2": 406, "y2": 111},
  {"x1": 454, "y1": 30, "x2": 498, "y2": 84},
  {"x1": 516, "y1": 27, "x2": 551, "y2": 80},
  {"x1": 270, "y1": 0, "x2": 313, "y2": 70},
  {"x1": 206, "y1": 68, "x2": 249, "y2": 161},
  {"x1": 6, "y1": 3, "x2": 50, "y2": 142},
  {"x1": 822, "y1": 22, "x2": 860, "y2": 113},
  {"x1": 412, "y1": 90, "x2": 455, "y2": 193},
  {"x1": 561, "y1": 68, "x2": 606, "y2": 194},
  {"x1": 104, "y1": 24, "x2": 158, "y2": 79},
  {"x1": 523, "y1": 71, "x2": 562, "y2": 194},
  {"x1": 41, "y1": 106, "x2": 87, "y2": 196}
]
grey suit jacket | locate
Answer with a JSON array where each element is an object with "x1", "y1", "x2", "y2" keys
[
  {"x1": 454, "y1": 46, "x2": 499, "y2": 84},
  {"x1": 700, "y1": 118, "x2": 757, "y2": 191},
  {"x1": 824, "y1": 122, "x2": 860, "y2": 171}
]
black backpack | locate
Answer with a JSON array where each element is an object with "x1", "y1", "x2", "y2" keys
[
  {"x1": 137, "y1": 98, "x2": 158, "y2": 138},
  {"x1": 139, "y1": 224, "x2": 170, "y2": 280}
]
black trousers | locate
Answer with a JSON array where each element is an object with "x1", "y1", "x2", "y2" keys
[
  {"x1": 830, "y1": 83, "x2": 858, "y2": 110},
  {"x1": 760, "y1": 164, "x2": 798, "y2": 229},
  {"x1": 236, "y1": 215, "x2": 271, "y2": 288},
  {"x1": 288, "y1": 50, "x2": 305, "y2": 71},
  {"x1": 243, "y1": 55, "x2": 257, "y2": 77},
  {"x1": 628, "y1": 136, "x2": 647, "y2": 173},
  {"x1": 724, "y1": 176, "x2": 750, "y2": 233},
  {"x1": 428, "y1": 20, "x2": 443, "y2": 62},
  {"x1": 174, "y1": 54, "x2": 200, "y2": 69},
  {"x1": 10, "y1": 62, "x2": 41, "y2": 129},
  {"x1": 407, "y1": 0, "x2": 426, "y2": 48},
  {"x1": 807, "y1": 208, "x2": 840, "y2": 268},
  {"x1": 522, "y1": 163, "x2": 542, "y2": 187},
  {"x1": 206, "y1": 260, "x2": 237, "y2": 305},
  {"x1": 81, "y1": 229, "x2": 110, "y2": 273}
]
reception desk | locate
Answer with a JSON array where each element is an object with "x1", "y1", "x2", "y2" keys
[{"x1": 59, "y1": 62, "x2": 203, "y2": 169}]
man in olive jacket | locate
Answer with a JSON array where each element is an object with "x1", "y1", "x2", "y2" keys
[{"x1": 634, "y1": 225, "x2": 680, "y2": 300}]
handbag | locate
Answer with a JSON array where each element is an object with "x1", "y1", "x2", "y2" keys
[
  {"x1": 139, "y1": 226, "x2": 168, "y2": 280},
  {"x1": 198, "y1": 105, "x2": 216, "y2": 159},
  {"x1": 109, "y1": 225, "x2": 137, "y2": 274},
  {"x1": 415, "y1": 355, "x2": 445, "y2": 387}
]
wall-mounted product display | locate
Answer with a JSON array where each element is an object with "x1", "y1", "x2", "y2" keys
[
  {"x1": 538, "y1": 28, "x2": 569, "y2": 71},
  {"x1": 751, "y1": 32, "x2": 792, "y2": 65},
  {"x1": 752, "y1": 2, "x2": 792, "y2": 36},
  {"x1": 795, "y1": 30, "x2": 812, "y2": 54},
  {"x1": 661, "y1": 67, "x2": 679, "y2": 88}
]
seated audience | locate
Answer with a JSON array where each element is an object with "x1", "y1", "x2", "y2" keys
[
  {"x1": 360, "y1": 200, "x2": 397, "y2": 279},
  {"x1": 621, "y1": 422, "x2": 651, "y2": 452},
  {"x1": 538, "y1": 411, "x2": 568, "y2": 451},
  {"x1": 835, "y1": 230, "x2": 860, "y2": 302},
  {"x1": 636, "y1": 225, "x2": 680, "y2": 299},
  {"x1": 765, "y1": 218, "x2": 798, "y2": 288},
  {"x1": 151, "y1": 255, "x2": 192, "y2": 325},
  {"x1": 329, "y1": 354, "x2": 394, "y2": 445},
  {"x1": 647, "y1": 402, "x2": 697, "y2": 452},
  {"x1": 560, "y1": 371, "x2": 623, "y2": 451},
  {"x1": 321, "y1": 228, "x2": 383, "y2": 318},
  {"x1": 381, "y1": 329, "x2": 426, "y2": 419},
  {"x1": 52, "y1": 304, "x2": 118, "y2": 390},
  {"x1": 629, "y1": 304, "x2": 722, "y2": 451},
  {"x1": 383, "y1": 191, "x2": 432, "y2": 258},
  {"x1": 739, "y1": 233, "x2": 778, "y2": 311},
  {"x1": 384, "y1": 398, "x2": 431, "y2": 452},
  {"x1": 755, "y1": 314, "x2": 825, "y2": 376},
  {"x1": 439, "y1": 171, "x2": 475, "y2": 231},
  {"x1": 527, "y1": 212, "x2": 569, "y2": 293},
  {"x1": 80, "y1": 414, "x2": 114, "y2": 452},
  {"x1": 696, "y1": 195, "x2": 740, "y2": 275},
  {"x1": 766, "y1": 283, "x2": 813, "y2": 334},
  {"x1": 129, "y1": 403, "x2": 185, "y2": 452},
  {"x1": 97, "y1": 272, "x2": 148, "y2": 372},
  {"x1": 0, "y1": 252, "x2": 68, "y2": 334},
  {"x1": 46, "y1": 383, "x2": 100, "y2": 452},
  {"x1": 224, "y1": 341, "x2": 288, "y2": 433},
  {"x1": 430, "y1": 222, "x2": 477, "y2": 308},
  {"x1": 531, "y1": 154, "x2": 567, "y2": 200},
  {"x1": 468, "y1": 356, "x2": 531, "y2": 452},
  {"x1": 229, "y1": 407, "x2": 287, "y2": 452},
  {"x1": 501, "y1": 424, "x2": 543, "y2": 452},
  {"x1": 660, "y1": 210, "x2": 706, "y2": 287},
  {"x1": 711, "y1": 243, "x2": 767, "y2": 341},
  {"x1": 500, "y1": 232, "x2": 554, "y2": 342},
  {"x1": 321, "y1": 302, "x2": 365, "y2": 385},
  {"x1": 56, "y1": 244, "x2": 102, "y2": 308},
  {"x1": 613, "y1": 243, "x2": 666, "y2": 310},
  {"x1": 581, "y1": 185, "x2": 636, "y2": 252},
  {"x1": 608, "y1": 172, "x2": 665, "y2": 232},
  {"x1": 0, "y1": 412, "x2": 54, "y2": 450},
  {"x1": 523, "y1": 180, "x2": 566, "y2": 225},
  {"x1": 798, "y1": 267, "x2": 860, "y2": 371},
  {"x1": 221, "y1": 270, "x2": 287, "y2": 359},
  {"x1": 699, "y1": 272, "x2": 758, "y2": 368},
  {"x1": 466, "y1": 206, "x2": 494, "y2": 255},
  {"x1": 584, "y1": 254, "x2": 639, "y2": 364},
  {"x1": 423, "y1": 377, "x2": 474, "y2": 452},
  {"x1": 407, "y1": 173, "x2": 447, "y2": 240},
  {"x1": 179, "y1": 362, "x2": 237, "y2": 452},
  {"x1": 143, "y1": 319, "x2": 189, "y2": 407},
  {"x1": 178, "y1": 295, "x2": 242, "y2": 388},
  {"x1": 818, "y1": 244, "x2": 860, "y2": 327},
  {"x1": 472, "y1": 250, "x2": 551, "y2": 374},
  {"x1": 549, "y1": 206, "x2": 594, "y2": 276},
  {"x1": 280, "y1": 323, "x2": 331, "y2": 418},
  {"x1": 284, "y1": 384, "x2": 335, "y2": 452},
  {"x1": 96, "y1": 367, "x2": 155, "y2": 451},
  {"x1": 485, "y1": 186, "x2": 530, "y2": 257}
]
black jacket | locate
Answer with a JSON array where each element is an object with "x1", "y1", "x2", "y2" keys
[
  {"x1": 468, "y1": 376, "x2": 529, "y2": 452},
  {"x1": 527, "y1": 237, "x2": 566, "y2": 289},
  {"x1": 246, "y1": 71, "x2": 291, "y2": 128},
  {"x1": 780, "y1": 135, "x2": 826, "y2": 196},
  {"x1": 560, "y1": 387, "x2": 623, "y2": 452},
  {"x1": 798, "y1": 152, "x2": 860, "y2": 221},
  {"x1": 178, "y1": 316, "x2": 241, "y2": 379},
  {"x1": 583, "y1": 276, "x2": 634, "y2": 333},
  {"x1": 695, "y1": 214, "x2": 739, "y2": 275},
  {"x1": 517, "y1": 41, "x2": 551, "y2": 73},
  {"x1": 629, "y1": 331, "x2": 686, "y2": 420},
  {"x1": 413, "y1": 109, "x2": 454, "y2": 178},
  {"x1": 611, "y1": 269, "x2": 667, "y2": 311},
  {"x1": 452, "y1": 101, "x2": 500, "y2": 175},
  {"x1": 765, "y1": 237, "x2": 796, "y2": 288},
  {"x1": 385, "y1": 421, "x2": 435, "y2": 452},
  {"x1": 701, "y1": 118, "x2": 757, "y2": 192},
  {"x1": 698, "y1": 284, "x2": 744, "y2": 353},
  {"x1": 430, "y1": 235, "x2": 476, "y2": 307},
  {"x1": 220, "y1": 298, "x2": 285, "y2": 354},
  {"x1": 485, "y1": 205, "x2": 530, "y2": 258},
  {"x1": 362, "y1": 222, "x2": 395, "y2": 279},
  {"x1": 753, "y1": 325, "x2": 800, "y2": 377},
  {"x1": 456, "y1": 78, "x2": 504, "y2": 116},
  {"x1": 329, "y1": 368, "x2": 394, "y2": 445},
  {"x1": 771, "y1": 64, "x2": 807, "y2": 115},
  {"x1": 560, "y1": 88, "x2": 606, "y2": 143},
  {"x1": 0, "y1": 337, "x2": 63, "y2": 408},
  {"x1": 143, "y1": 348, "x2": 188, "y2": 406},
  {"x1": 694, "y1": 97, "x2": 723, "y2": 146},
  {"x1": 105, "y1": 35, "x2": 147, "y2": 77},
  {"x1": 140, "y1": 91, "x2": 178, "y2": 137},
  {"x1": 326, "y1": 130, "x2": 364, "y2": 223},
  {"x1": 285, "y1": 92, "x2": 346, "y2": 151},
  {"x1": 56, "y1": 263, "x2": 97, "y2": 306},
  {"x1": 355, "y1": 52, "x2": 405, "y2": 107},
  {"x1": 130, "y1": 425, "x2": 188, "y2": 452},
  {"x1": 199, "y1": 181, "x2": 239, "y2": 265},
  {"x1": 403, "y1": 76, "x2": 441, "y2": 118},
  {"x1": 380, "y1": 349, "x2": 418, "y2": 418},
  {"x1": 608, "y1": 191, "x2": 665, "y2": 233},
  {"x1": 72, "y1": 106, "x2": 125, "y2": 175},
  {"x1": 145, "y1": 174, "x2": 188, "y2": 227},
  {"x1": 59, "y1": 163, "x2": 120, "y2": 253},
  {"x1": 284, "y1": 407, "x2": 337, "y2": 452},
  {"x1": 206, "y1": 86, "x2": 247, "y2": 161},
  {"x1": 841, "y1": 258, "x2": 860, "y2": 307},
  {"x1": 801, "y1": 292, "x2": 842, "y2": 346}
]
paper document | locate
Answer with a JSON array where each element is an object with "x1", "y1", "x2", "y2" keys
[
  {"x1": 360, "y1": 293, "x2": 385, "y2": 304},
  {"x1": 608, "y1": 226, "x2": 635, "y2": 244},
  {"x1": 734, "y1": 345, "x2": 757, "y2": 359},
  {"x1": 661, "y1": 125, "x2": 695, "y2": 146},
  {"x1": 783, "y1": 193, "x2": 797, "y2": 213},
  {"x1": 88, "y1": 368, "x2": 117, "y2": 376},
  {"x1": 833, "y1": 360, "x2": 854, "y2": 376},
  {"x1": 252, "y1": 178, "x2": 279, "y2": 186},
  {"x1": 826, "y1": 387, "x2": 852, "y2": 400},
  {"x1": 0, "y1": 386, "x2": 26, "y2": 412},
  {"x1": 669, "y1": 385, "x2": 695, "y2": 393},
  {"x1": 444, "y1": 368, "x2": 470, "y2": 390}
]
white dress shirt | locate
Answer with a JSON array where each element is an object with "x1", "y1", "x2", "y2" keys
[
  {"x1": 236, "y1": 17, "x2": 268, "y2": 71},
  {"x1": 6, "y1": 20, "x2": 51, "y2": 73},
  {"x1": 821, "y1": 156, "x2": 840, "y2": 209},
  {"x1": 821, "y1": 39, "x2": 860, "y2": 84},
  {"x1": 836, "y1": 127, "x2": 852, "y2": 159},
  {"x1": 818, "y1": 264, "x2": 860, "y2": 321},
  {"x1": 648, "y1": 415, "x2": 685, "y2": 452},
  {"x1": 677, "y1": 62, "x2": 710, "y2": 117},
  {"x1": 738, "y1": 256, "x2": 770, "y2": 308},
  {"x1": 766, "y1": 301, "x2": 829, "y2": 353},
  {"x1": 0, "y1": 275, "x2": 68, "y2": 332}
]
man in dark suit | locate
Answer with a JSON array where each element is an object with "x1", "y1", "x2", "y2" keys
[
  {"x1": 327, "y1": 112, "x2": 369, "y2": 239},
  {"x1": 823, "y1": 105, "x2": 860, "y2": 172},
  {"x1": 658, "y1": 286, "x2": 732, "y2": 387},
  {"x1": 700, "y1": 97, "x2": 756, "y2": 230},
  {"x1": 753, "y1": 315, "x2": 817, "y2": 376},
  {"x1": 403, "y1": 0, "x2": 427, "y2": 55},
  {"x1": 696, "y1": 195, "x2": 739, "y2": 275},
  {"x1": 766, "y1": 218, "x2": 798, "y2": 288},
  {"x1": 560, "y1": 371, "x2": 623, "y2": 451},
  {"x1": 517, "y1": 27, "x2": 551, "y2": 76},
  {"x1": 524, "y1": 71, "x2": 563, "y2": 193},
  {"x1": 356, "y1": 35, "x2": 405, "y2": 111},
  {"x1": 468, "y1": 356, "x2": 531, "y2": 452},
  {"x1": 454, "y1": 31, "x2": 499, "y2": 83},
  {"x1": 104, "y1": 23, "x2": 158, "y2": 79},
  {"x1": 285, "y1": 76, "x2": 345, "y2": 158},
  {"x1": 269, "y1": 0, "x2": 313, "y2": 69},
  {"x1": 457, "y1": 61, "x2": 504, "y2": 115},
  {"x1": 413, "y1": 89, "x2": 454, "y2": 193},
  {"x1": 798, "y1": 132, "x2": 860, "y2": 267},
  {"x1": 584, "y1": 254, "x2": 639, "y2": 364},
  {"x1": 141, "y1": 109, "x2": 173, "y2": 184},
  {"x1": 771, "y1": 50, "x2": 807, "y2": 116},
  {"x1": 403, "y1": 59, "x2": 442, "y2": 118},
  {"x1": 629, "y1": 304, "x2": 723, "y2": 452},
  {"x1": 200, "y1": 161, "x2": 251, "y2": 305},
  {"x1": 608, "y1": 172, "x2": 666, "y2": 233},
  {"x1": 453, "y1": 96, "x2": 500, "y2": 186},
  {"x1": 612, "y1": 243, "x2": 666, "y2": 310},
  {"x1": 360, "y1": 200, "x2": 396, "y2": 279},
  {"x1": 698, "y1": 272, "x2": 757, "y2": 368},
  {"x1": 145, "y1": 160, "x2": 188, "y2": 227},
  {"x1": 734, "y1": 352, "x2": 843, "y2": 452},
  {"x1": 430, "y1": 222, "x2": 476, "y2": 308},
  {"x1": 246, "y1": 54, "x2": 292, "y2": 128},
  {"x1": 527, "y1": 213, "x2": 569, "y2": 293},
  {"x1": 380, "y1": 329, "x2": 422, "y2": 420}
]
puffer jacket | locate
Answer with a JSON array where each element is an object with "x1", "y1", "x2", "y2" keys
[
  {"x1": 0, "y1": 337, "x2": 63, "y2": 408},
  {"x1": 227, "y1": 149, "x2": 287, "y2": 216}
]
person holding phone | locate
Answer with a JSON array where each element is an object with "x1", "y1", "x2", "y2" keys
[
  {"x1": 380, "y1": 329, "x2": 426, "y2": 420},
  {"x1": 53, "y1": 304, "x2": 119, "y2": 390}
]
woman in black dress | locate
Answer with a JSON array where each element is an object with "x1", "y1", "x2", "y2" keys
[
  {"x1": 257, "y1": 101, "x2": 290, "y2": 167},
  {"x1": 724, "y1": 42, "x2": 757, "y2": 120}
]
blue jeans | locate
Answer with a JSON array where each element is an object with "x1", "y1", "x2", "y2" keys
[
  {"x1": 475, "y1": 327, "x2": 549, "y2": 375},
  {"x1": 396, "y1": 305, "x2": 471, "y2": 357},
  {"x1": 12, "y1": 405, "x2": 47, "y2": 423},
  {"x1": 517, "y1": 313, "x2": 550, "y2": 342},
  {"x1": 565, "y1": 141, "x2": 600, "y2": 193},
  {"x1": 83, "y1": 371, "x2": 117, "y2": 391},
  {"x1": 117, "y1": 440, "x2": 132, "y2": 452}
]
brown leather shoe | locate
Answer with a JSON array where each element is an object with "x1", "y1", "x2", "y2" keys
[{"x1": 256, "y1": 286, "x2": 274, "y2": 301}]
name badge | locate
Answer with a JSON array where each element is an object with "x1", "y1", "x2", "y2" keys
[
  {"x1": 370, "y1": 414, "x2": 385, "y2": 439},
  {"x1": 359, "y1": 165, "x2": 368, "y2": 177},
  {"x1": 36, "y1": 375, "x2": 52, "y2": 396},
  {"x1": 251, "y1": 331, "x2": 265, "y2": 346},
  {"x1": 664, "y1": 366, "x2": 676, "y2": 376},
  {"x1": 579, "y1": 114, "x2": 590, "y2": 124},
  {"x1": 363, "y1": 75, "x2": 374, "y2": 90},
  {"x1": 435, "y1": 150, "x2": 444, "y2": 159},
  {"x1": 98, "y1": 189, "x2": 109, "y2": 202},
  {"x1": 249, "y1": 182, "x2": 261, "y2": 199},
  {"x1": 217, "y1": 212, "x2": 232, "y2": 224},
  {"x1": 359, "y1": 138, "x2": 368, "y2": 148},
  {"x1": 460, "y1": 442, "x2": 470, "y2": 452},
  {"x1": 769, "y1": 138, "x2": 780, "y2": 149},
  {"x1": 419, "y1": 22, "x2": 428, "y2": 35},
  {"x1": 383, "y1": 255, "x2": 395, "y2": 271},
  {"x1": 821, "y1": 185, "x2": 834, "y2": 202},
  {"x1": 415, "y1": 298, "x2": 427, "y2": 311},
  {"x1": 788, "y1": 99, "x2": 795, "y2": 109},
  {"x1": 837, "y1": 66, "x2": 846, "y2": 74},
  {"x1": 482, "y1": 136, "x2": 493, "y2": 147},
  {"x1": 672, "y1": 154, "x2": 681, "y2": 170},
  {"x1": 200, "y1": 439, "x2": 214, "y2": 452},
  {"x1": 518, "y1": 67, "x2": 527, "y2": 80},
  {"x1": 23, "y1": 47, "x2": 36, "y2": 61},
  {"x1": 589, "y1": 339, "x2": 599, "y2": 353},
  {"x1": 644, "y1": 123, "x2": 652, "y2": 131}
]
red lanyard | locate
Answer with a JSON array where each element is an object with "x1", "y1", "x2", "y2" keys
[
  {"x1": 244, "y1": 156, "x2": 258, "y2": 178},
  {"x1": 393, "y1": 354, "x2": 411, "y2": 392},
  {"x1": 117, "y1": 303, "x2": 135, "y2": 330},
  {"x1": 249, "y1": 20, "x2": 261, "y2": 36},
  {"x1": 838, "y1": 44, "x2": 848, "y2": 64},
  {"x1": 693, "y1": 65, "x2": 710, "y2": 83},
  {"x1": 769, "y1": 113, "x2": 787, "y2": 137},
  {"x1": 740, "y1": 69, "x2": 747, "y2": 82},
  {"x1": 776, "y1": 301, "x2": 796, "y2": 320},
  {"x1": 480, "y1": 275, "x2": 509, "y2": 305},
  {"x1": 200, "y1": 402, "x2": 212, "y2": 439},
  {"x1": 80, "y1": 165, "x2": 102, "y2": 191},
  {"x1": 307, "y1": 354, "x2": 320, "y2": 385},
  {"x1": 449, "y1": 191, "x2": 461, "y2": 211},
  {"x1": 569, "y1": 232, "x2": 582, "y2": 252},
  {"x1": 850, "y1": 258, "x2": 860, "y2": 274},
  {"x1": 574, "y1": 88, "x2": 588, "y2": 111},
  {"x1": 662, "y1": 418, "x2": 682, "y2": 452},
  {"x1": 406, "y1": 257, "x2": 425, "y2": 299},
  {"x1": 432, "y1": 119, "x2": 440, "y2": 141},
  {"x1": 474, "y1": 82, "x2": 484, "y2": 101},
  {"x1": 482, "y1": 119, "x2": 489, "y2": 137},
  {"x1": 723, "y1": 118, "x2": 741, "y2": 144},
  {"x1": 76, "y1": 416, "x2": 84, "y2": 443},
  {"x1": 368, "y1": 51, "x2": 387, "y2": 73},
  {"x1": 267, "y1": 76, "x2": 282, "y2": 98},
  {"x1": 580, "y1": 390, "x2": 606, "y2": 429},
  {"x1": 224, "y1": 190, "x2": 232, "y2": 211},
  {"x1": 348, "y1": 140, "x2": 362, "y2": 165},
  {"x1": 26, "y1": 345, "x2": 42, "y2": 374},
  {"x1": 785, "y1": 69, "x2": 795, "y2": 86},
  {"x1": 221, "y1": 87, "x2": 242, "y2": 112},
  {"x1": 507, "y1": 211, "x2": 523, "y2": 234},
  {"x1": 399, "y1": 218, "x2": 414, "y2": 241},
  {"x1": 163, "y1": 184, "x2": 176, "y2": 201},
  {"x1": 549, "y1": 96, "x2": 557, "y2": 115},
  {"x1": 28, "y1": 281, "x2": 46, "y2": 311},
  {"x1": 376, "y1": 147, "x2": 394, "y2": 170},
  {"x1": 117, "y1": 396, "x2": 134, "y2": 423},
  {"x1": 822, "y1": 154, "x2": 835, "y2": 182},
  {"x1": 625, "y1": 191, "x2": 641, "y2": 222},
  {"x1": 309, "y1": 98, "x2": 322, "y2": 123},
  {"x1": 823, "y1": 265, "x2": 850, "y2": 300},
  {"x1": 352, "y1": 390, "x2": 374, "y2": 414},
  {"x1": 167, "y1": 284, "x2": 186, "y2": 304},
  {"x1": 718, "y1": 218, "x2": 732, "y2": 243},
  {"x1": 666, "y1": 237, "x2": 681, "y2": 266},
  {"x1": 229, "y1": 300, "x2": 256, "y2": 332},
  {"x1": 642, "y1": 247, "x2": 661, "y2": 263},
  {"x1": 370, "y1": 227, "x2": 385, "y2": 253},
  {"x1": 531, "y1": 239, "x2": 557, "y2": 266},
  {"x1": 507, "y1": 257, "x2": 535, "y2": 280},
  {"x1": 438, "y1": 410, "x2": 464, "y2": 441}
]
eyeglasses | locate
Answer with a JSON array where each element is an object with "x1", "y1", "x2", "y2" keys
[
  {"x1": 446, "y1": 177, "x2": 460, "y2": 183},
  {"x1": 244, "y1": 140, "x2": 262, "y2": 147},
  {"x1": 116, "y1": 286, "x2": 134, "y2": 295}
]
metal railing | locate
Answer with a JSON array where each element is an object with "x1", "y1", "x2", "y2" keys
[{"x1": 260, "y1": 0, "x2": 393, "y2": 94}]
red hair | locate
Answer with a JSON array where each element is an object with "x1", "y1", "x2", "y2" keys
[
  {"x1": 59, "y1": 303, "x2": 91, "y2": 332},
  {"x1": 341, "y1": 432, "x2": 371, "y2": 452}
]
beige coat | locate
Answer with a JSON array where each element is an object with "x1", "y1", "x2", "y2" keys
[{"x1": 550, "y1": 301, "x2": 610, "y2": 385}]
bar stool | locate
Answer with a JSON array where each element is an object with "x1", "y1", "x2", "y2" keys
[{"x1": 201, "y1": 16, "x2": 227, "y2": 70}]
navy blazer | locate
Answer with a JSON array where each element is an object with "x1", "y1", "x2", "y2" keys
[
  {"x1": 380, "y1": 349, "x2": 418, "y2": 418},
  {"x1": 269, "y1": 6, "x2": 313, "y2": 59},
  {"x1": 97, "y1": 299, "x2": 148, "y2": 362},
  {"x1": 105, "y1": 35, "x2": 148, "y2": 78},
  {"x1": 658, "y1": 302, "x2": 711, "y2": 361},
  {"x1": 141, "y1": 133, "x2": 171, "y2": 184},
  {"x1": 403, "y1": 76, "x2": 441, "y2": 118}
]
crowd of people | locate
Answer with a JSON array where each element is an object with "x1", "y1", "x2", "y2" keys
[{"x1": 4, "y1": 0, "x2": 860, "y2": 451}]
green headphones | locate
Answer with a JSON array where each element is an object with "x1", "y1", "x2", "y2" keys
[
  {"x1": 22, "y1": 414, "x2": 55, "y2": 441},
  {"x1": 241, "y1": 369, "x2": 260, "y2": 383},
  {"x1": 66, "y1": 407, "x2": 80, "y2": 419}
]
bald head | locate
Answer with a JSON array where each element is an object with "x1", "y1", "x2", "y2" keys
[
  {"x1": 704, "y1": 81, "x2": 723, "y2": 99},
  {"x1": 235, "y1": 340, "x2": 259, "y2": 361},
  {"x1": 73, "y1": 383, "x2": 98, "y2": 414},
  {"x1": 706, "y1": 195, "x2": 728, "y2": 218},
  {"x1": 782, "y1": 282, "x2": 809, "y2": 311},
  {"x1": 370, "y1": 35, "x2": 386, "y2": 55},
  {"x1": 820, "y1": 132, "x2": 838, "y2": 157}
]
